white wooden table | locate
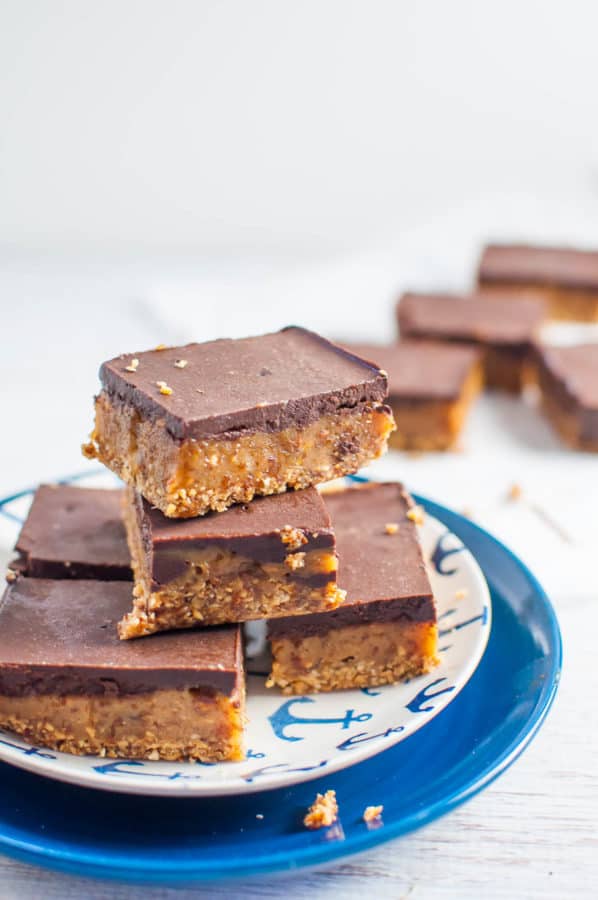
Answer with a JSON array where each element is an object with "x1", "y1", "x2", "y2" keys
[{"x1": 1, "y1": 257, "x2": 596, "y2": 899}]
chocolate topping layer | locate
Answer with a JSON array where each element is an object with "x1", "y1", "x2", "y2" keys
[
  {"x1": 535, "y1": 343, "x2": 598, "y2": 440},
  {"x1": 479, "y1": 244, "x2": 598, "y2": 292},
  {"x1": 99, "y1": 326, "x2": 388, "y2": 441},
  {"x1": 0, "y1": 578, "x2": 242, "y2": 696},
  {"x1": 398, "y1": 293, "x2": 546, "y2": 346},
  {"x1": 268, "y1": 483, "x2": 434, "y2": 638},
  {"x1": 133, "y1": 487, "x2": 336, "y2": 585},
  {"x1": 340, "y1": 340, "x2": 481, "y2": 402},
  {"x1": 11, "y1": 485, "x2": 131, "y2": 581}
]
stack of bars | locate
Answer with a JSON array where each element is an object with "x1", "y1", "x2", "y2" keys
[{"x1": 0, "y1": 327, "x2": 439, "y2": 763}]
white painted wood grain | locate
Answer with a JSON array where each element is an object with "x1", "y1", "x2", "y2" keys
[{"x1": 0, "y1": 261, "x2": 596, "y2": 900}]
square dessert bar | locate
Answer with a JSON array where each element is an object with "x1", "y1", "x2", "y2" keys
[
  {"x1": 478, "y1": 244, "x2": 598, "y2": 322},
  {"x1": 533, "y1": 343, "x2": 598, "y2": 451},
  {"x1": 267, "y1": 483, "x2": 438, "y2": 694},
  {"x1": 9, "y1": 484, "x2": 131, "y2": 581},
  {"x1": 0, "y1": 578, "x2": 245, "y2": 762},
  {"x1": 397, "y1": 292, "x2": 546, "y2": 392},
  {"x1": 119, "y1": 485, "x2": 344, "y2": 639},
  {"x1": 341, "y1": 341, "x2": 482, "y2": 451},
  {"x1": 83, "y1": 327, "x2": 395, "y2": 518}
]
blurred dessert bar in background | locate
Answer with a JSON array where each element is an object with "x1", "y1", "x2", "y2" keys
[
  {"x1": 478, "y1": 244, "x2": 598, "y2": 322},
  {"x1": 533, "y1": 343, "x2": 598, "y2": 451},
  {"x1": 397, "y1": 292, "x2": 546, "y2": 393},
  {"x1": 267, "y1": 483, "x2": 438, "y2": 694},
  {"x1": 340, "y1": 341, "x2": 482, "y2": 451}
]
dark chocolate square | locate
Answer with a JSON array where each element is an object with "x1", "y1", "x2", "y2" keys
[
  {"x1": 339, "y1": 340, "x2": 481, "y2": 402},
  {"x1": 398, "y1": 292, "x2": 545, "y2": 347},
  {"x1": 479, "y1": 244, "x2": 598, "y2": 291},
  {"x1": 536, "y1": 343, "x2": 598, "y2": 441},
  {"x1": 11, "y1": 484, "x2": 131, "y2": 581},
  {"x1": 0, "y1": 577, "x2": 242, "y2": 696},
  {"x1": 99, "y1": 326, "x2": 388, "y2": 440},
  {"x1": 268, "y1": 483, "x2": 434, "y2": 638},
  {"x1": 133, "y1": 485, "x2": 336, "y2": 587}
]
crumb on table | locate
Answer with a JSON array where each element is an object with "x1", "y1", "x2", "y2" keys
[
  {"x1": 507, "y1": 483, "x2": 523, "y2": 501},
  {"x1": 384, "y1": 522, "x2": 400, "y2": 535},
  {"x1": 303, "y1": 790, "x2": 338, "y2": 829}
]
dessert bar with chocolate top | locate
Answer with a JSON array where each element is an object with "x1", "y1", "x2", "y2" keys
[
  {"x1": 397, "y1": 292, "x2": 546, "y2": 392},
  {"x1": 0, "y1": 577, "x2": 245, "y2": 762},
  {"x1": 119, "y1": 485, "x2": 344, "y2": 639},
  {"x1": 340, "y1": 341, "x2": 482, "y2": 451},
  {"x1": 533, "y1": 343, "x2": 598, "y2": 451},
  {"x1": 9, "y1": 484, "x2": 131, "y2": 581},
  {"x1": 267, "y1": 483, "x2": 438, "y2": 694},
  {"x1": 83, "y1": 327, "x2": 395, "y2": 518},
  {"x1": 478, "y1": 243, "x2": 598, "y2": 322}
]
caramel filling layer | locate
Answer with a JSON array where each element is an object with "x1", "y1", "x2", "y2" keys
[
  {"x1": 268, "y1": 619, "x2": 438, "y2": 694},
  {"x1": 0, "y1": 686, "x2": 245, "y2": 762},
  {"x1": 389, "y1": 362, "x2": 482, "y2": 451},
  {"x1": 479, "y1": 283, "x2": 598, "y2": 322},
  {"x1": 84, "y1": 393, "x2": 395, "y2": 517},
  {"x1": 120, "y1": 492, "x2": 344, "y2": 638}
]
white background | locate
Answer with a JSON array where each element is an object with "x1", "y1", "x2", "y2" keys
[
  {"x1": 1, "y1": 2, "x2": 597, "y2": 898},
  {"x1": 1, "y1": 0, "x2": 598, "y2": 255}
]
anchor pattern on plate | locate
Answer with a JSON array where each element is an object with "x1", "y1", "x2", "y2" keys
[
  {"x1": 80, "y1": 673, "x2": 458, "y2": 781},
  {"x1": 268, "y1": 697, "x2": 373, "y2": 742},
  {"x1": 0, "y1": 734, "x2": 56, "y2": 760},
  {"x1": 431, "y1": 530, "x2": 465, "y2": 575}
]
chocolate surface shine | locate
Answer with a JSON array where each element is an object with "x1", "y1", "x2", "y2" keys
[
  {"x1": 137, "y1": 487, "x2": 336, "y2": 584},
  {"x1": 268, "y1": 483, "x2": 434, "y2": 638},
  {"x1": 398, "y1": 293, "x2": 545, "y2": 345},
  {"x1": 12, "y1": 485, "x2": 131, "y2": 580},
  {"x1": 479, "y1": 244, "x2": 598, "y2": 291},
  {"x1": 0, "y1": 579, "x2": 241, "y2": 696},
  {"x1": 340, "y1": 340, "x2": 480, "y2": 401},
  {"x1": 100, "y1": 327, "x2": 388, "y2": 441}
]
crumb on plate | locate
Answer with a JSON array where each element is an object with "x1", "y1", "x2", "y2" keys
[
  {"x1": 304, "y1": 790, "x2": 338, "y2": 829},
  {"x1": 363, "y1": 805, "x2": 384, "y2": 823}
]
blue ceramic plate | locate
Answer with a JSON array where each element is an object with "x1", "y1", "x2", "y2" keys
[
  {"x1": 0, "y1": 490, "x2": 561, "y2": 884},
  {"x1": 0, "y1": 471, "x2": 491, "y2": 797}
]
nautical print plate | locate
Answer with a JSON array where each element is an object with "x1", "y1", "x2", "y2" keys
[
  {"x1": 0, "y1": 471, "x2": 491, "y2": 797},
  {"x1": 0, "y1": 485, "x2": 560, "y2": 884}
]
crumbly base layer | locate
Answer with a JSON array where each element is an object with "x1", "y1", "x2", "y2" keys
[
  {"x1": 267, "y1": 619, "x2": 439, "y2": 694},
  {"x1": 0, "y1": 686, "x2": 245, "y2": 761},
  {"x1": 83, "y1": 394, "x2": 395, "y2": 517},
  {"x1": 120, "y1": 573, "x2": 343, "y2": 638},
  {"x1": 479, "y1": 282, "x2": 598, "y2": 322},
  {"x1": 119, "y1": 496, "x2": 344, "y2": 638},
  {"x1": 389, "y1": 363, "x2": 482, "y2": 451}
]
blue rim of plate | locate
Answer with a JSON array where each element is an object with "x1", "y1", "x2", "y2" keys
[{"x1": 0, "y1": 479, "x2": 562, "y2": 884}]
